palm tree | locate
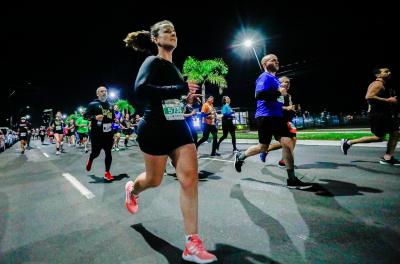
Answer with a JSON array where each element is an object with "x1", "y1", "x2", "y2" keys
[
  {"x1": 182, "y1": 56, "x2": 228, "y2": 102},
  {"x1": 114, "y1": 99, "x2": 135, "y2": 116}
]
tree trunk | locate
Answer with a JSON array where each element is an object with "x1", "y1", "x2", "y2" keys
[{"x1": 201, "y1": 83, "x2": 206, "y2": 104}]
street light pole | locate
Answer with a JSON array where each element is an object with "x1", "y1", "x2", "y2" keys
[
  {"x1": 251, "y1": 46, "x2": 263, "y2": 72},
  {"x1": 243, "y1": 39, "x2": 263, "y2": 72}
]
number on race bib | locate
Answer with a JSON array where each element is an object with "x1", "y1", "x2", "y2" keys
[
  {"x1": 103, "y1": 123, "x2": 112, "y2": 132},
  {"x1": 162, "y1": 99, "x2": 184, "y2": 120}
]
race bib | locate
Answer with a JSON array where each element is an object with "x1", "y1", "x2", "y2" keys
[
  {"x1": 40, "y1": 131, "x2": 45, "y2": 135},
  {"x1": 162, "y1": 99, "x2": 184, "y2": 120},
  {"x1": 103, "y1": 123, "x2": 112, "y2": 132},
  {"x1": 20, "y1": 132, "x2": 26, "y2": 136},
  {"x1": 56, "y1": 126, "x2": 62, "y2": 130}
]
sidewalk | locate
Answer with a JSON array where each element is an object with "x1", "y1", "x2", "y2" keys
[
  {"x1": 229, "y1": 139, "x2": 399, "y2": 148},
  {"x1": 246, "y1": 128, "x2": 371, "y2": 134}
]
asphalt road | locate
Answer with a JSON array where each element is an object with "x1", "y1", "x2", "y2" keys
[{"x1": 0, "y1": 139, "x2": 399, "y2": 263}]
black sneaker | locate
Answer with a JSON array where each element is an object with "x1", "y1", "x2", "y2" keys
[
  {"x1": 210, "y1": 152, "x2": 221, "y2": 157},
  {"x1": 341, "y1": 139, "x2": 351, "y2": 155},
  {"x1": 287, "y1": 177, "x2": 313, "y2": 189},
  {"x1": 379, "y1": 157, "x2": 400, "y2": 166},
  {"x1": 234, "y1": 153, "x2": 244, "y2": 172}
]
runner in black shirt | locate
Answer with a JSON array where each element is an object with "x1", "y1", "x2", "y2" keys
[
  {"x1": 50, "y1": 111, "x2": 65, "y2": 155},
  {"x1": 121, "y1": 113, "x2": 134, "y2": 148},
  {"x1": 84, "y1": 86, "x2": 116, "y2": 181},
  {"x1": 341, "y1": 67, "x2": 399, "y2": 165},
  {"x1": 122, "y1": 20, "x2": 217, "y2": 263},
  {"x1": 184, "y1": 94, "x2": 201, "y2": 144},
  {"x1": 66, "y1": 119, "x2": 76, "y2": 147},
  {"x1": 39, "y1": 126, "x2": 46, "y2": 144},
  {"x1": 17, "y1": 117, "x2": 31, "y2": 154}
]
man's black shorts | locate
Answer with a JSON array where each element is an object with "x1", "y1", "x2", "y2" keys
[{"x1": 257, "y1": 116, "x2": 293, "y2": 145}]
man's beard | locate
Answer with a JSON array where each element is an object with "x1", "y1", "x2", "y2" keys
[{"x1": 99, "y1": 96, "x2": 107, "y2": 102}]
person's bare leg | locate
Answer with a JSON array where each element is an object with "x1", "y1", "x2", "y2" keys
[
  {"x1": 384, "y1": 130, "x2": 399, "y2": 159},
  {"x1": 267, "y1": 142, "x2": 282, "y2": 152},
  {"x1": 280, "y1": 137, "x2": 295, "y2": 170},
  {"x1": 171, "y1": 144, "x2": 198, "y2": 235},
  {"x1": 349, "y1": 135, "x2": 382, "y2": 145},
  {"x1": 132, "y1": 153, "x2": 168, "y2": 195},
  {"x1": 244, "y1": 143, "x2": 269, "y2": 157}
]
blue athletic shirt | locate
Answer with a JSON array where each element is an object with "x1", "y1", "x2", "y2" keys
[
  {"x1": 112, "y1": 111, "x2": 122, "y2": 130},
  {"x1": 222, "y1": 104, "x2": 234, "y2": 120},
  {"x1": 255, "y1": 72, "x2": 283, "y2": 118}
]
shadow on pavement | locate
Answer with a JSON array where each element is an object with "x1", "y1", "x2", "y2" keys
[
  {"x1": 230, "y1": 184, "x2": 304, "y2": 263},
  {"x1": 290, "y1": 181, "x2": 400, "y2": 263},
  {"x1": 296, "y1": 161, "x2": 399, "y2": 176},
  {"x1": 88, "y1": 173, "x2": 129, "y2": 184},
  {"x1": 132, "y1": 223, "x2": 277, "y2": 263},
  {"x1": 242, "y1": 177, "x2": 382, "y2": 197},
  {"x1": 166, "y1": 170, "x2": 222, "y2": 181},
  {"x1": 309, "y1": 179, "x2": 383, "y2": 196},
  {"x1": 297, "y1": 162, "x2": 357, "y2": 169}
]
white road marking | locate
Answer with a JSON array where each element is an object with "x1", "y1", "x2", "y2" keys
[
  {"x1": 199, "y1": 157, "x2": 234, "y2": 163},
  {"x1": 62, "y1": 173, "x2": 95, "y2": 199},
  {"x1": 43, "y1": 152, "x2": 50, "y2": 158}
]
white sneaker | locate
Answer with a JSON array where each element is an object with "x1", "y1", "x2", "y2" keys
[{"x1": 56, "y1": 151, "x2": 61, "y2": 155}]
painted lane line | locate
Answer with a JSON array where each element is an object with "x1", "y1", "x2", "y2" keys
[
  {"x1": 43, "y1": 152, "x2": 50, "y2": 158},
  {"x1": 62, "y1": 173, "x2": 95, "y2": 199},
  {"x1": 199, "y1": 157, "x2": 234, "y2": 163}
]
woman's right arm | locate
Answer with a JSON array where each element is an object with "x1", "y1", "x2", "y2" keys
[{"x1": 134, "y1": 57, "x2": 188, "y2": 100}]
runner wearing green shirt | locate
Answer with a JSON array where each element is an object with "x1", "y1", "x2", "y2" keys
[{"x1": 76, "y1": 115, "x2": 90, "y2": 153}]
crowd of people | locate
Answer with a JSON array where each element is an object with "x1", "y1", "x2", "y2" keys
[{"x1": 8, "y1": 19, "x2": 398, "y2": 264}]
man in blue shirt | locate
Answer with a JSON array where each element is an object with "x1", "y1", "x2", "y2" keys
[{"x1": 234, "y1": 54, "x2": 311, "y2": 188}]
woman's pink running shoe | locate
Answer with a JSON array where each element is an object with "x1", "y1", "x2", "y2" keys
[{"x1": 125, "y1": 181, "x2": 138, "y2": 214}]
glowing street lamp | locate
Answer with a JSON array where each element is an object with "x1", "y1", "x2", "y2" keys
[
  {"x1": 242, "y1": 39, "x2": 263, "y2": 71},
  {"x1": 232, "y1": 28, "x2": 265, "y2": 72},
  {"x1": 109, "y1": 91, "x2": 117, "y2": 100},
  {"x1": 243, "y1": 39, "x2": 253, "y2": 48}
]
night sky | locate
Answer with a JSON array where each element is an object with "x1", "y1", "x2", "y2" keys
[{"x1": 2, "y1": 2, "x2": 398, "y2": 126}]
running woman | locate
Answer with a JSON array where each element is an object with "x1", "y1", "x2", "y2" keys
[
  {"x1": 123, "y1": 20, "x2": 217, "y2": 263},
  {"x1": 51, "y1": 111, "x2": 65, "y2": 155},
  {"x1": 112, "y1": 105, "x2": 122, "y2": 151},
  {"x1": 216, "y1": 96, "x2": 238, "y2": 152},
  {"x1": 184, "y1": 94, "x2": 201, "y2": 145},
  {"x1": 121, "y1": 113, "x2": 134, "y2": 148},
  {"x1": 67, "y1": 119, "x2": 76, "y2": 147},
  {"x1": 196, "y1": 95, "x2": 220, "y2": 156}
]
